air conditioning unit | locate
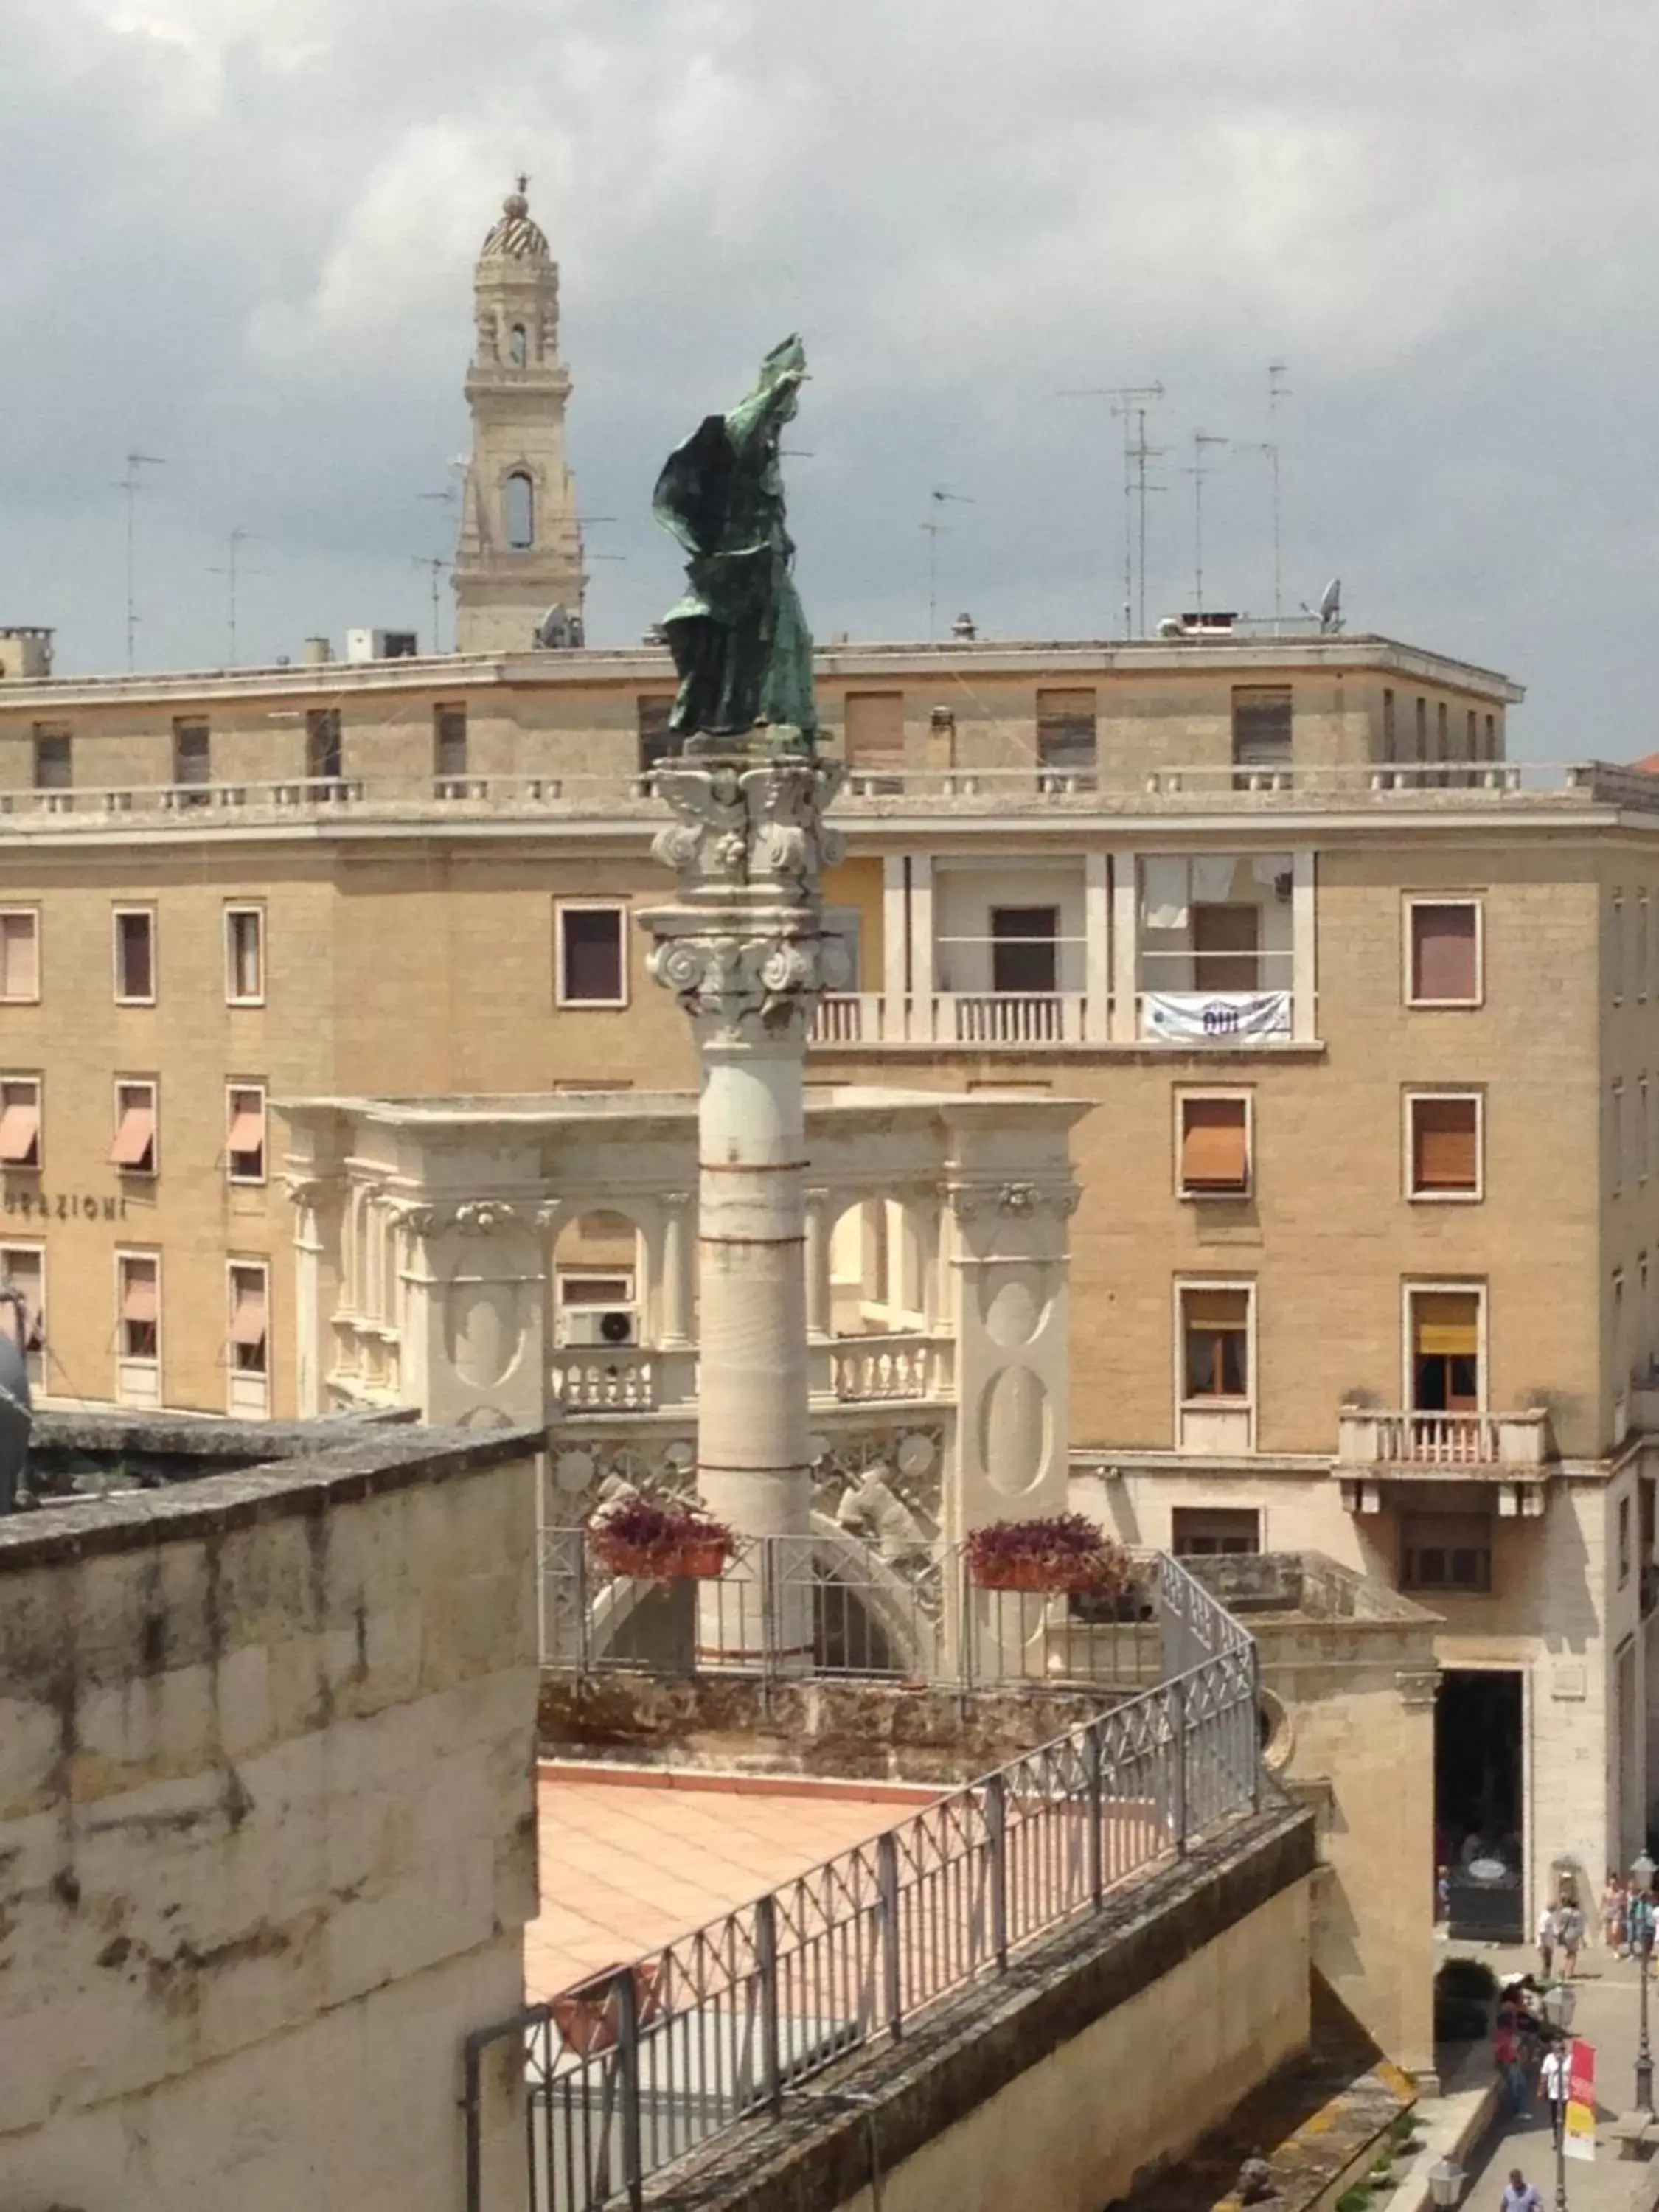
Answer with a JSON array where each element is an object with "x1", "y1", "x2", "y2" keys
[
  {"x1": 345, "y1": 627, "x2": 420, "y2": 664},
  {"x1": 563, "y1": 1308, "x2": 639, "y2": 1349}
]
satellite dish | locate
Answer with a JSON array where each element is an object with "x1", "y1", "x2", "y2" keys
[
  {"x1": 535, "y1": 604, "x2": 584, "y2": 650},
  {"x1": 1318, "y1": 577, "x2": 1343, "y2": 633}
]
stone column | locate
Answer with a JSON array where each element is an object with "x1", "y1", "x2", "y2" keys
[
  {"x1": 660, "y1": 1190, "x2": 694, "y2": 1347},
  {"x1": 804, "y1": 1188, "x2": 832, "y2": 1342},
  {"x1": 641, "y1": 751, "x2": 846, "y2": 1667}
]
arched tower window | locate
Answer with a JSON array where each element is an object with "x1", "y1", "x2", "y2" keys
[
  {"x1": 509, "y1": 323, "x2": 529, "y2": 369},
  {"x1": 505, "y1": 470, "x2": 535, "y2": 550}
]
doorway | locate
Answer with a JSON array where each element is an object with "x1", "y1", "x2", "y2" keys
[{"x1": 1437, "y1": 1668, "x2": 1525, "y2": 1939}]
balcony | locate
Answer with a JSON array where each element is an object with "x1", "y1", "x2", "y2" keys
[
  {"x1": 1336, "y1": 1406, "x2": 1555, "y2": 1516},
  {"x1": 813, "y1": 992, "x2": 1088, "y2": 1047}
]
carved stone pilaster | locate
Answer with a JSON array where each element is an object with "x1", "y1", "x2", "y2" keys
[{"x1": 640, "y1": 754, "x2": 846, "y2": 1050}]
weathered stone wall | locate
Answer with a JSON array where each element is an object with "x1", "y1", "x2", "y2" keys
[{"x1": 0, "y1": 1424, "x2": 541, "y2": 2212}]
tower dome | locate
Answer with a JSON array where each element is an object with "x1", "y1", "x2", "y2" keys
[{"x1": 480, "y1": 177, "x2": 549, "y2": 262}]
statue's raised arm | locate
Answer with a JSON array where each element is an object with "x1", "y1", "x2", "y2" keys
[{"x1": 652, "y1": 335, "x2": 818, "y2": 754}]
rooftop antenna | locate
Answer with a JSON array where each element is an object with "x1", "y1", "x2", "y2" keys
[
  {"x1": 1059, "y1": 382, "x2": 1164, "y2": 637},
  {"x1": 208, "y1": 528, "x2": 264, "y2": 667},
  {"x1": 1253, "y1": 361, "x2": 1293, "y2": 622},
  {"x1": 116, "y1": 451, "x2": 167, "y2": 671},
  {"x1": 410, "y1": 554, "x2": 454, "y2": 653},
  {"x1": 920, "y1": 487, "x2": 973, "y2": 641},
  {"x1": 1183, "y1": 430, "x2": 1228, "y2": 616}
]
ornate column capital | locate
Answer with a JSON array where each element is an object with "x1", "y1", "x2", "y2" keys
[{"x1": 640, "y1": 754, "x2": 849, "y2": 1049}]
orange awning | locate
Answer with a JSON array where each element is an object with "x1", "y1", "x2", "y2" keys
[
  {"x1": 226, "y1": 1103, "x2": 263, "y2": 1152},
  {"x1": 122, "y1": 1267, "x2": 157, "y2": 1323},
  {"x1": 110, "y1": 1099, "x2": 156, "y2": 1169},
  {"x1": 0, "y1": 1100, "x2": 40, "y2": 1164},
  {"x1": 230, "y1": 1278, "x2": 267, "y2": 1346}
]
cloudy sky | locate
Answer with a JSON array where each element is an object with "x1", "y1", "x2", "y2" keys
[{"x1": 0, "y1": 0, "x2": 1653, "y2": 754}]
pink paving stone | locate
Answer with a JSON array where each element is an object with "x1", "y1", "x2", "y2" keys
[{"x1": 526, "y1": 1776, "x2": 936, "y2": 2001}]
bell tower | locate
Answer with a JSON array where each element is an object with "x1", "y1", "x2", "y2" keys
[{"x1": 453, "y1": 180, "x2": 585, "y2": 654}]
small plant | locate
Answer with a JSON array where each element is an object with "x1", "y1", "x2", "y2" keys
[
  {"x1": 966, "y1": 1514, "x2": 1131, "y2": 1597},
  {"x1": 1338, "y1": 2191, "x2": 1372, "y2": 2212},
  {"x1": 590, "y1": 1496, "x2": 734, "y2": 1581}
]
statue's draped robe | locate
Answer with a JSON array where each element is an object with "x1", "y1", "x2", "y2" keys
[{"x1": 653, "y1": 337, "x2": 818, "y2": 743}]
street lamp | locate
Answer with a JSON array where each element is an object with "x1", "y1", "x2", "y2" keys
[
  {"x1": 1634, "y1": 1851, "x2": 1656, "y2": 2115},
  {"x1": 1543, "y1": 1980, "x2": 1578, "y2": 2212}
]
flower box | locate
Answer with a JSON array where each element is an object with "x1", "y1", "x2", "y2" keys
[
  {"x1": 973, "y1": 1554, "x2": 1108, "y2": 1594},
  {"x1": 964, "y1": 1513, "x2": 1130, "y2": 1600},
  {"x1": 552, "y1": 1961, "x2": 663, "y2": 2057},
  {"x1": 594, "y1": 1532, "x2": 732, "y2": 1582}
]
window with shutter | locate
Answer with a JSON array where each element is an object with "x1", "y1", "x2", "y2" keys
[
  {"x1": 1172, "y1": 1507, "x2": 1261, "y2": 1557},
  {"x1": 1408, "y1": 902, "x2": 1480, "y2": 1004},
  {"x1": 1180, "y1": 1096, "x2": 1250, "y2": 1195},
  {"x1": 1410, "y1": 1095, "x2": 1480, "y2": 1197},
  {"x1": 1181, "y1": 1286, "x2": 1251, "y2": 1399},
  {"x1": 433, "y1": 706, "x2": 467, "y2": 780},
  {"x1": 0, "y1": 1244, "x2": 44, "y2": 1384},
  {"x1": 1231, "y1": 686, "x2": 1292, "y2": 765},
  {"x1": 114, "y1": 909, "x2": 156, "y2": 1003},
  {"x1": 0, "y1": 1079, "x2": 41, "y2": 1167},
  {"x1": 1401, "y1": 1512, "x2": 1492, "y2": 1593},
  {"x1": 844, "y1": 692, "x2": 905, "y2": 768},
  {"x1": 173, "y1": 719, "x2": 210, "y2": 789},
  {"x1": 110, "y1": 1082, "x2": 157, "y2": 1176},
  {"x1": 119, "y1": 1255, "x2": 159, "y2": 1362},
  {"x1": 1036, "y1": 688, "x2": 1097, "y2": 773},
  {"x1": 1411, "y1": 1290, "x2": 1481, "y2": 1412},
  {"x1": 32, "y1": 728, "x2": 71, "y2": 790},
  {"x1": 229, "y1": 1264, "x2": 269, "y2": 1375},
  {"x1": 0, "y1": 911, "x2": 38, "y2": 1001},
  {"x1": 226, "y1": 1086, "x2": 266, "y2": 1183}
]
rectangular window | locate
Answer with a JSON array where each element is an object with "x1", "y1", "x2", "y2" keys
[
  {"x1": 1466, "y1": 709, "x2": 1477, "y2": 759},
  {"x1": 0, "y1": 1245, "x2": 45, "y2": 1387},
  {"x1": 557, "y1": 1272, "x2": 636, "y2": 1308},
  {"x1": 1407, "y1": 900, "x2": 1481, "y2": 1006},
  {"x1": 1484, "y1": 713, "x2": 1497, "y2": 757},
  {"x1": 228, "y1": 1261, "x2": 270, "y2": 1416},
  {"x1": 1644, "y1": 1077, "x2": 1652, "y2": 1183},
  {"x1": 0, "y1": 1077, "x2": 41, "y2": 1169},
  {"x1": 433, "y1": 705, "x2": 467, "y2": 781},
  {"x1": 1620, "y1": 1494, "x2": 1632, "y2": 1587},
  {"x1": 116, "y1": 1252, "x2": 161, "y2": 1387},
  {"x1": 110, "y1": 1079, "x2": 158, "y2": 1177},
  {"x1": 1400, "y1": 1511, "x2": 1492, "y2": 1593},
  {"x1": 1036, "y1": 688, "x2": 1098, "y2": 777},
  {"x1": 305, "y1": 708, "x2": 342, "y2": 783},
  {"x1": 1414, "y1": 698, "x2": 1427, "y2": 758},
  {"x1": 172, "y1": 717, "x2": 210, "y2": 789},
  {"x1": 1382, "y1": 689, "x2": 1396, "y2": 762},
  {"x1": 1172, "y1": 1506, "x2": 1261, "y2": 1557},
  {"x1": 1231, "y1": 685, "x2": 1293, "y2": 766},
  {"x1": 1192, "y1": 902, "x2": 1261, "y2": 992},
  {"x1": 1435, "y1": 701, "x2": 1449, "y2": 760},
  {"x1": 844, "y1": 692, "x2": 905, "y2": 774},
  {"x1": 1613, "y1": 889, "x2": 1626, "y2": 1003},
  {"x1": 1613, "y1": 1079, "x2": 1626, "y2": 1197},
  {"x1": 1408, "y1": 1093, "x2": 1482, "y2": 1200},
  {"x1": 1178, "y1": 1095, "x2": 1251, "y2": 1197},
  {"x1": 225, "y1": 906, "x2": 265, "y2": 1005},
  {"x1": 226, "y1": 1084, "x2": 267, "y2": 1183},
  {"x1": 1181, "y1": 1285, "x2": 1251, "y2": 1401},
  {"x1": 114, "y1": 908, "x2": 156, "y2": 1004},
  {"x1": 990, "y1": 906, "x2": 1059, "y2": 995},
  {"x1": 637, "y1": 695, "x2": 677, "y2": 773},
  {"x1": 557, "y1": 904, "x2": 627, "y2": 1006},
  {"x1": 1642, "y1": 897, "x2": 1652, "y2": 1001},
  {"x1": 1410, "y1": 1290, "x2": 1481, "y2": 1413},
  {"x1": 32, "y1": 726, "x2": 71, "y2": 790},
  {"x1": 0, "y1": 910, "x2": 39, "y2": 1003}
]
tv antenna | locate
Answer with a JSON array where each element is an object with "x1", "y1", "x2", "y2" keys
[
  {"x1": 208, "y1": 527, "x2": 265, "y2": 667},
  {"x1": 1252, "y1": 361, "x2": 1293, "y2": 620},
  {"x1": 116, "y1": 451, "x2": 167, "y2": 671},
  {"x1": 410, "y1": 555, "x2": 454, "y2": 653},
  {"x1": 1182, "y1": 430, "x2": 1229, "y2": 615},
  {"x1": 1059, "y1": 382, "x2": 1165, "y2": 638},
  {"x1": 920, "y1": 487, "x2": 973, "y2": 641}
]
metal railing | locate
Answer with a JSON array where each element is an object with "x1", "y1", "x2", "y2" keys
[{"x1": 471, "y1": 1548, "x2": 1259, "y2": 2211}]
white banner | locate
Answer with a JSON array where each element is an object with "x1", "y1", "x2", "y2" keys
[{"x1": 1142, "y1": 991, "x2": 1293, "y2": 1043}]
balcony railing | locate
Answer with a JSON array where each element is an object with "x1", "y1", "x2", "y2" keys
[
  {"x1": 830, "y1": 1333, "x2": 948, "y2": 1402},
  {"x1": 550, "y1": 1348, "x2": 658, "y2": 1411},
  {"x1": 1337, "y1": 1406, "x2": 1554, "y2": 1470}
]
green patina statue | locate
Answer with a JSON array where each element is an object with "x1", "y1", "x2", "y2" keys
[{"x1": 653, "y1": 334, "x2": 818, "y2": 753}]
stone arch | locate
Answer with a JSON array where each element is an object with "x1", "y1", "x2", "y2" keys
[
  {"x1": 825, "y1": 1190, "x2": 933, "y2": 1338},
  {"x1": 504, "y1": 468, "x2": 535, "y2": 549}
]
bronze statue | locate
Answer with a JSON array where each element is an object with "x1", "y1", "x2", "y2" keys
[{"x1": 653, "y1": 335, "x2": 818, "y2": 753}]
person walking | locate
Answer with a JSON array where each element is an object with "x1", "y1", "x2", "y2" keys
[
  {"x1": 1495, "y1": 2011, "x2": 1531, "y2": 2118},
  {"x1": 1602, "y1": 1871, "x2": 1626, "y2": 1954},
  {"x1": 1537, "y1": 1901, "x2": 1559, "y2": 1980},
  {"x1": 1540, "y1": 2040, "x2": 1570, "y2": 2152},
  {"x1": 1558, "y1": 1896, "x2": 1586, "y2": 1980},
  {"x1": 1500, "y1": 2171, "x2": 1543, "y2": 2212},
  {"x1": 1632, "y1": 1883, "x2": 1657, "y2": 1973}
]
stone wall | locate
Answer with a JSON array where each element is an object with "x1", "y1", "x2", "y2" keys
[{"x1": 0, "y1": 1422, "x2": 541, "y2": 2212}]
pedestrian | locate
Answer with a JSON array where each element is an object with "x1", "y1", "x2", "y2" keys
[
  {"x1": 1537, "y1": 1901, "x2": 1558, "y2": 1980},
  {"x1": 1540, "y1": 2041, "x2": 1570, "y2": 2152},
  {"x1": 1558, "y1": 1896, "x2": 1586, "y2": 1980},
  {"x1": 1495, "y1": 2011, "x2": 1531, "y2": 2118},
  {"x1": 1500, "y1": 2171, "x2": 1543, "y2": 2212},
  {"x1": 1601, "y1": 1871, "x2": 1625, "y2": 1953},
  {"x1": 1436, "y1": 1866, "x2": 1451, "y2": 1927},
  {"x1": 1632, "y1": 1885, "x2": 1657, "y2": 1971}
]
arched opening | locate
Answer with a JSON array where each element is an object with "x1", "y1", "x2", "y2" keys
[
  {"x1": 508, "y1": 322, "x2": 529, "y2": 369},
  {"x1": 828, "y1": 1196, "x2": 928, "y2": 1337},
  {"x1": 505, "y1": 470, "x2": 535, "y2": 549}
]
